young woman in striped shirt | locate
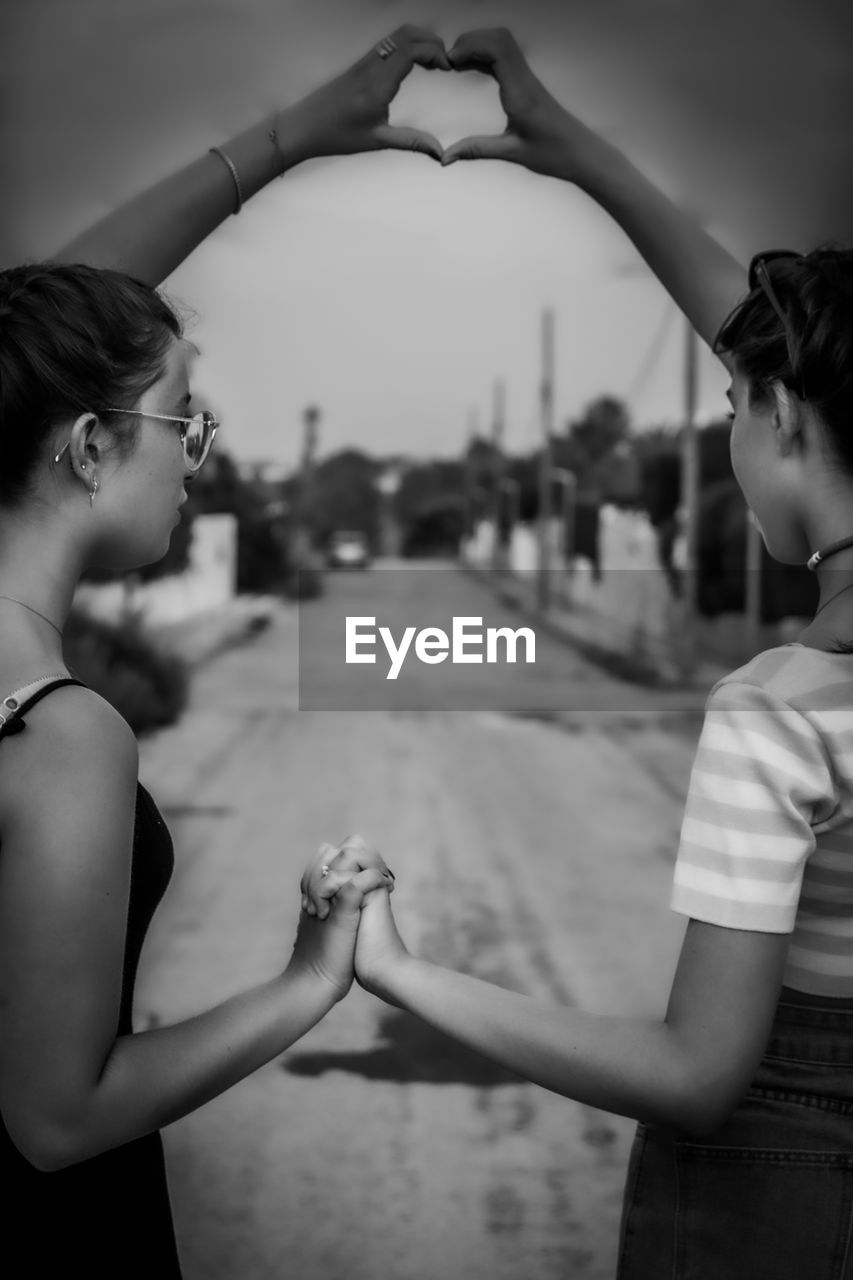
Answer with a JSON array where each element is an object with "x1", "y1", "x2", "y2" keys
[{"x1": 308, "y1": 27, "x2": 853, "y2": 1279}]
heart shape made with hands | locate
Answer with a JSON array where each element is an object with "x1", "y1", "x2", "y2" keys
[
  {"x1": 363, "y1": 26, "x2": 543, "y2": 166},
  {"x1": 389, "y1": 61, "x2": 508, "y2": 163}
]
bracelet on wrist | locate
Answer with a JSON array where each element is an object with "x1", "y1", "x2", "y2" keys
[
  {"x1": 268, "y1": 115, "x2": 287, "y2": 178},
  {"x1": 209, "y1": 145, "x2": 243, "y2": 214}
]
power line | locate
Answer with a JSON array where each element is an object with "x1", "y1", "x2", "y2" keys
[{"x1": 623, "y1": 297, "x2": 677, "y2": 408}]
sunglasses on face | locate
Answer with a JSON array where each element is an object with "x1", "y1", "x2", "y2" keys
[
  {"x1": 54, "y1": 407, "x2": 219, "y2": 473},
  {"x1": 104, "y1": 408, "x2": 219, "y2": 472},
  {"x1": 747, "y1": 249, "x2": 806, "y2": 397}
]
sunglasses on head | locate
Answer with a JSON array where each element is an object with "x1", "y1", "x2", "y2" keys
[{"x1": 747, "y1": 250, "x2": 806, "y2": 398}]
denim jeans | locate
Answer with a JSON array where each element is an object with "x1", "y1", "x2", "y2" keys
[{"x1": 616, "y1": 997, "x2": 853, "y2": 1279}]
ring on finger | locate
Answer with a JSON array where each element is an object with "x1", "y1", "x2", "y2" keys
[
  {"x1": 320, "y1": 864, "x2": 331, "y2": 878},
  {"x1": 375, "y1": 36, "x2": 397, "y2": 59}
]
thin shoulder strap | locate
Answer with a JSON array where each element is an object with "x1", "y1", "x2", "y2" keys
[{"x1": 0, "y1": 675, "x2": 87, "y2": 741}]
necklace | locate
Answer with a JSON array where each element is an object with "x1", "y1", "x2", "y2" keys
[
  {"x1": 0, "y1": 595, "x2": 64, "y2": 638},
  {"x1": 807, "y1": 533, "x2": 853, "y2": 571},
  {"x1": 812, "y1": 580, "x2": 853, "y2": 620}
]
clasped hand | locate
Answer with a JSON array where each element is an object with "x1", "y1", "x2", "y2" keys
[
  {"x1": 288, "y1": 834, "x2": 405, "y2": 1003},
  {"x1": 282, "y1": 26, "x2": 584, "y2": 181}
]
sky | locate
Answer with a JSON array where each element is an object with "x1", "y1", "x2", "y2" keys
[{"x1": 3, "y1": 0, "x2": 852, "y2": 472}]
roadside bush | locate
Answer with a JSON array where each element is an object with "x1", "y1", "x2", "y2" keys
[
  {"x1": 282, "y1": 545, "x2": 325, "y2": 600},
  {"x1": 285, "y1": 563, "x2": 324, "y2": 600},
  {"x1": 64, "y1": 609, "x2": 189, "y2": 736}
]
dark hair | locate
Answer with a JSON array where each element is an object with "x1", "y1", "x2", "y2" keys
[
  {"x1": 0, "y1": 262, "x2": 182, "y2": 506},
  {"x1": 714, "y1": 246, "x2": 853, "y2": 476}
]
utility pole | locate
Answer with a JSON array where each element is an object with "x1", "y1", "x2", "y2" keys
[
  {"x1": 553, "y1": 467, "x2": 577, "y2": 608},
  {"x1": 462, "y1": 406, "x2": 479, "y2": 559},
  {"x1": 537, "y1": 308, "x2": 555, "y2": 612},
  {"x1": 680, "y1": 321, "x2": 699, "y2": 671},
  {"x1": 458, "y1": 407, "x2": 479, "y2": 552},
  {"x1": 491, "y1": 379, "x2": 506, "y2": 569},
  {"x1": 501, "y1": 475, "x2": 520, "y2": 536},
  {"x1": 293, "y1": 404, "x2": 320, "y2": 564}
]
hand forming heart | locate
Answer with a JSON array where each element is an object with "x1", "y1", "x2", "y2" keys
[
  {"x1": 282, "y1": 26, "x2": 587, "y2": 184},
  {"x1": 441, "y1": 28, "x2": 589, "y2": 181}
]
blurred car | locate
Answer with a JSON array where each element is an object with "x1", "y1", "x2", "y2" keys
[{"x1": 327, "y1": 530, "x2": 371, "y2": 570}]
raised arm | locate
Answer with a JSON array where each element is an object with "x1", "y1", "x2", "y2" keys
[
  {"x1": 442, "y1": 28, "x2": 745, "y2": 358},
  {"x1": 54, "y1": 26, "x2": 450, "y2": 286}
]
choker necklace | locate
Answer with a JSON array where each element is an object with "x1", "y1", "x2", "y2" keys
[
  {"x1": 807, "y1": 534, "x2": 853, "y2": 571},
  {"x1": 0, "y1": 595, "x2": 64, "y2": 638}
]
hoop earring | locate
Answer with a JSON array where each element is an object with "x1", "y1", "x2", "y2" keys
[{"x1": 89, "y1": 477, "x2": 99, "y2": 509}]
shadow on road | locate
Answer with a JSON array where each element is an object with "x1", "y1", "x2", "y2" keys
[{"x1": 283, "y1": 1007, "x2": 525, "y2": 1088}]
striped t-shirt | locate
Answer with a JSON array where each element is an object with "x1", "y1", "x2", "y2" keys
[{"x1": 671, "y1": 643, "x2": 853, "y2": 997}]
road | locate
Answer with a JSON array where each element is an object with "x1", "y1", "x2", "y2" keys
[{"x1": 135, "y1": 562, "x2": 707, "y2": 1280}]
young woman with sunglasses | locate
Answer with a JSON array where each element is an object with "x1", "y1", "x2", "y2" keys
[
  {"x1": 307, "y1": 28, "x2": 853, "y2": 1279},
  {"x1": 0, "y1": 27, "x2": 448, "y2": 1277}
]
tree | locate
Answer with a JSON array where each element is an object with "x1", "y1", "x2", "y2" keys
[
  {"x1": 307, "y1": 449, "x2": 380, "y2": 551},
  {"x1": 394, "y1": 460, "x2": 465, "y2": 557},
  {"x1": 568, "y1": 395, "x2": 631, "y2": 468}
]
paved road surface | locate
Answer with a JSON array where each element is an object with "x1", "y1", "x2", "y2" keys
[{"x1": 136, "y1": 563, "x2": 708, "y2": 1280}]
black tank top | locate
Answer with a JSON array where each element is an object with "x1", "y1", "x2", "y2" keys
[{"x1": 0, "y1": 678, "x2": 183, "y2": 1277}]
